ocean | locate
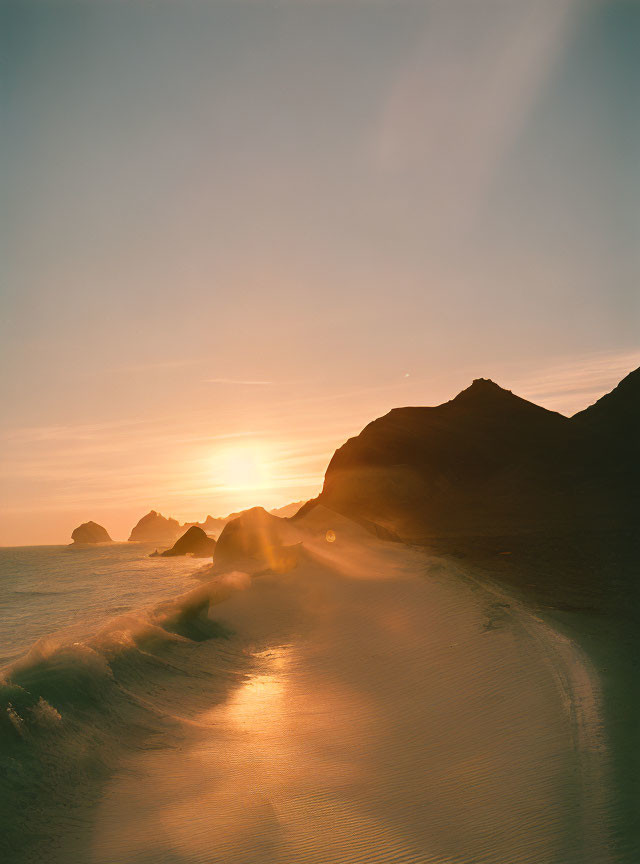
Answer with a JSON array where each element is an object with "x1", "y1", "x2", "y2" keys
[
  {"x1": 0, "y1": 542, "x2": 241, "y2": 862},
  {"x1": 0, "y1": 543, "x2": 206, "y2": 667}
]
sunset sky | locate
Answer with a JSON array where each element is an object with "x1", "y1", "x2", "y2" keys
[{"x1": 1, "y1": 0, "x2": 638, "y2": 545}]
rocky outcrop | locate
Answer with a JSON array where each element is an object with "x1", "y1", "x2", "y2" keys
[
  {"x1": 71, "y1": 521, "x2": 112, "y2": 544},
  {"x1": 181, "y1": 515, "x2": 228, "y2": 537},
  {"x1": 154, "y1": 526, "x2": 216, "y2": 558},
  {"x1": 214, "y1": 506, "x2": 288, "y2": 564},
  {"x1": 132, "y1": 504, "x2": 305, "y2": 549},
  {"x1": 183, "y1": 502, "x2": 307, "y2": 538},
  {"x1": 269, "y1": 501, "x2": 305, "y2": 519},
  {"x1": 301, "y1": 368, "x2": 640, "y2": 541},
  {"x1": 128, "y1": 511, "x2": 182, "y2": 543}
]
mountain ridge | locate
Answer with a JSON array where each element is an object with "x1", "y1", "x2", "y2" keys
[{"x1": 302, "y1": 367, "x2": 639, "y2": 541}]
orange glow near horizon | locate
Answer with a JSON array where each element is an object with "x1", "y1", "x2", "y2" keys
[{"x1": 1, "y1": 348, "x2": 639, "y2": 546}]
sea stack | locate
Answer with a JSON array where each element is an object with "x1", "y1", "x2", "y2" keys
[
  {"x1": 153, "y1": 526, "x2": 216, "y2": 558},
  {"x1": 71, "y1": 521, "x2": 112, "y2": 544},
  {"x1": 128, "y1": 510, "x2": 182, "y2": 543}
]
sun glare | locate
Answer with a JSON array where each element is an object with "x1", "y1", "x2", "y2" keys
[{"x1": 213, "y1": 445, "x2": 271, "y2": 492}]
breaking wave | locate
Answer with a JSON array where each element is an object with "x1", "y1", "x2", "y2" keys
[{"x1": 0, "y1": 571, "x2": 252, "y2": 862}]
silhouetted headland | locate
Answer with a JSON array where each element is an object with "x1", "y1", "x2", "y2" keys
[
  {"x1": 294, "y1": 367, "x2": 639, "y2": 614},
  {"x1": 298, "y1": 368, "x2": 639, "y2": 538}
]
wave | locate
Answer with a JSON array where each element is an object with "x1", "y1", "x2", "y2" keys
[{"x1": 0, "y1": 570, "x2": 252, "y2": 862}]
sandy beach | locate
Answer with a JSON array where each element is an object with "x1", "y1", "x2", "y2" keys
[{"x1": 57, "y1": 510, "x2": 611, "y2": 864}]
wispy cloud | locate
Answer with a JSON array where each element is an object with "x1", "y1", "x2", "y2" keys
[{"x1": 506, "y1": 348, "x2": 640, "y2": 415}]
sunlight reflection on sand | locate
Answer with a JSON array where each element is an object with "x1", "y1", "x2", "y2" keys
[{"x1": 87, "y1": 517, "x2": 609, "y2": 864}]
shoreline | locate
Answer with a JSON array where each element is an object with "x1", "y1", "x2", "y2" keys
[
  {"x1": 442, "y1": 558, "x2": 613, "y2": 862},
  {"x1": 2, "y1": 519, "x2": 630, "y2": 863},
  {"x1": 60, "y1": 530, "x2": 611, "y2": 863},
  {"x1": 430, "y1": 533, "x2": 639, "y2": 864}
]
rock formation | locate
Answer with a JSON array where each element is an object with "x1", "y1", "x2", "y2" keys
[
  {"x1": 297, "y1": 367, "x2": 640, "y2": 542},
  {"x1": 182, "y1": 502, "x2": 307, "y2": 538},
  {"x1": 214, "y1": 506, "x2": 288, "y2": 563},
  {"x1": 71, "y1": 521, "x2": 112, "y2": 544},
  {"x1": 154, "y1": 526, "x2": 216, "y2": 558},
  {"x1": 269, "y1": 501, "x2": 305, "y2": 519},
  {"x1": 128, "y1": 510, "x2": 182, "y2": 543},
  {"x1": 181, "y1": 515, "x2": 228, "y2": 537}
]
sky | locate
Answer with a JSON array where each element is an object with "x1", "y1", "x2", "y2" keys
[{"x1": 1, "y1": 0, "x2": 638, "y2": 545}]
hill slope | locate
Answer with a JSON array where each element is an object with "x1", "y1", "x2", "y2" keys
[{"x1": 303, "y1": 370, "x2": 639, "y2": 541}]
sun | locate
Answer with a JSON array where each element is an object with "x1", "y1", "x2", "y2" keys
[{"x1": 213, "y1": 445, "x2": 271, "y2": 492}]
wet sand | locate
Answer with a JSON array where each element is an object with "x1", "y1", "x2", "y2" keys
[{"x1": 80, "y1": 512, "x2": 610, "y2": 864}]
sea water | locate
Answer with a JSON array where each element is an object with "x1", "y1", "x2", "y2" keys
[
  {"x1": 0, "y1": 543, "x2": 205, "y2": 666},
  {"x1": 0, "y1": 542, "x2": 236, "y2": 861}
]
